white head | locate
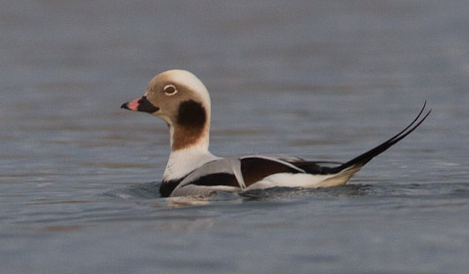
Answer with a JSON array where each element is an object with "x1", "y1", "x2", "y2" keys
[{"x1": 122, "y1": 70, "x2": 211, "y2": 152}]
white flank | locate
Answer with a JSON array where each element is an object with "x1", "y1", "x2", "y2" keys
[{"x1": 244, "y1": 165, "x2": 362, "y2": 191}]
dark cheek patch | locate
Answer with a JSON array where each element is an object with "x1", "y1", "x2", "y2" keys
[{"x1": 176, "y1": 100, "x2": 207, "y2": 129}]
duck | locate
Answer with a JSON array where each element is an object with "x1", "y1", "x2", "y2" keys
[{"x1": 121, "y1": 69, "x2": 431, "y2": 197}]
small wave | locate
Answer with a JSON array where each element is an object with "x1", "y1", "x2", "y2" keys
[
  {"x1": 103, "y1": 182, "x2": 162, "y2": 200},
  {"x1": 104, "y1": 182, "x2": 378, "y2": 203}
]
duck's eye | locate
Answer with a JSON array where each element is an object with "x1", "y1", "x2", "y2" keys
[{"x1": 163, "y1": 84, "x2": 178, "y2": 96}]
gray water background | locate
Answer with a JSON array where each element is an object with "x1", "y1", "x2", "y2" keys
[{"x1": 1, "y1": 1, "x2": 469, "y2": 273}]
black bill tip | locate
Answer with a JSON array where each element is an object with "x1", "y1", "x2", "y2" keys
[{"x1": 120, "y1": 96, "x2": 159, "y2": 113}]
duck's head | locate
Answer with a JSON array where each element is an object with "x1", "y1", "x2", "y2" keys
[{"x1": 121, "y1": 70, "x2": 211, "y2": 151}]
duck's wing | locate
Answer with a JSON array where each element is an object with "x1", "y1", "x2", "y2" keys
[
  {"x1": 167, "y1": 155, "x2": 307, "y2": 197},
  {"x1": 168, "y1": 155, "x2": 336, "y2": 196},
  {"x1": 169, "y1": 158, "x2": 243, "y2": 197}
]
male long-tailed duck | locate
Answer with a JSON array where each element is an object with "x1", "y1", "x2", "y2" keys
[{"x1": 121, "y1": 70, "x2": 430, "y2": 197}]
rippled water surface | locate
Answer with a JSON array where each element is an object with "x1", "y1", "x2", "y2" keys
[{"x1": 1, "y1": 1, "x2": 469, "y2": 273}]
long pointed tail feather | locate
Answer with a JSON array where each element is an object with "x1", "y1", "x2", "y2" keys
[{"x1": 333, "y1": 102, "x2": 431, "y2": 173}]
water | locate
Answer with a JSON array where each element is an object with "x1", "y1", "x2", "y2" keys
[{"x1": 1, "y1": 1, "x2": 469, "y2": 273}]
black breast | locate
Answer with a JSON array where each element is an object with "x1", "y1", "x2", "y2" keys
[{"x1": 160, "y1": 178, "x2": 183, "y2": 197}]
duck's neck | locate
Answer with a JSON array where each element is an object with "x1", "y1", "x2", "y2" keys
[
  {"x1": 163, "y1": 124, "x2": 218, "y2": 181},
  {"x1": 162, "y1": 99, "x2": 218, "y2": 181},
  {"x1": 170, "y1": 122, "x2": 210, "y2": 151}
]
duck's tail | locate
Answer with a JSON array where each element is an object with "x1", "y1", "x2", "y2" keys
[{"x1": 331, "y1": 102, "x2": 431, "y2": 176}]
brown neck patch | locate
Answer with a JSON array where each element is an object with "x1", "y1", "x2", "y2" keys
[{"x1": 172, "y1": 100, "x2": 208, "y2": 150}]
